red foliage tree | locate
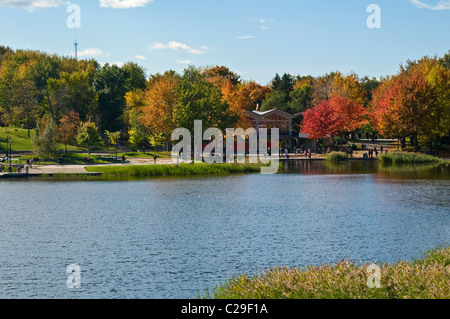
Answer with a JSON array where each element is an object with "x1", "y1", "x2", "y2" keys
[
  {"x1": 300, "y1": 100, "x2": 341, "y2": 152},
  {"x1": 301, "y1": 95, "x2": 366, "y2": 152}
]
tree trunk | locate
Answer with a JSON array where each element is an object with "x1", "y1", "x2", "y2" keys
[
  {"x1": 401, "y1": 137, "x2": 406, "y2": 151},
  {"x1": 413, "y1": 133, "x2": 419, "y2": 152}
]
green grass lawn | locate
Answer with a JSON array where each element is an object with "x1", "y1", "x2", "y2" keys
[
  {"x1": 116, "y1": 151, "x2": 172, "y2": 159},
  {"x1": 17, "y1": 153, "x2": 120, "y2": 165},
  {"x1": 0, "y1": 127, "x2": 173, "y2": 159},
  {"x1": 0, "y1": 127, "x2": 35, "y2": 152},
  {"x1": 0, "y1": 127, "x2": 88, "y2": 153}
]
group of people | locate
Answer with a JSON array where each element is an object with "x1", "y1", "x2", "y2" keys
[{"x1": 363, "y1": 147, "x2": 379, "y2": 159}]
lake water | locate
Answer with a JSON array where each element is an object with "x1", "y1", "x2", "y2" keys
[{"x1": 0, "y1": 161, "x2": 448, "y2": 299}]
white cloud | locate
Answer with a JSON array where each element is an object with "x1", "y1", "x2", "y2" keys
[
  {"x1": 149, "y1": 42, "x2": 166, "y2": 50},
  {"x1": 237, "y1": 35, "x2": 255, "y2": 40},
  {"x1": 411, "y1": 0, "x2": 450, "y2": 10},
  {"x1": 187, "y1": 48, "x2": 205, "y2": 55},
  {"x1": 167, "y1": 41, "x2": 190, "y2": 51},
  {"x1": 111, "y1": 61, "x2": 124, "y2": 67},
  {"x1": 0, "y1": 0, "x2": 63, "y2": 10},
  {"x1": 135, "y1": 55, "x2": 147, "y2": 61},
  {"x1": 177, "y1": 59, "x2": 194, "y2": 64},
  {"x1": 149, "y1": 41, "x2": 207, "y2": 54},
  {"x1": 99, "y1": 0, "x2": 154, "y2": 9},
  {"x1": 260, "y1": 26, "x2": 270, "y2": 30},
  {"x1": 0, "y1": 0, "x2": 155, "y2": 10},
  {"x1": 76, "y1": 48, "x2": 110, "y2": 58}
]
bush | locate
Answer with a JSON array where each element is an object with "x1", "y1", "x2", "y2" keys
[{"x1": 325, "y1": 152, "x2": 348, "y2": 161}]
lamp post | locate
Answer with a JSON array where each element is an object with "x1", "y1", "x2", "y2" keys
[{"x1": 8, "y1": 137, "x2": 12, "y2": 169}]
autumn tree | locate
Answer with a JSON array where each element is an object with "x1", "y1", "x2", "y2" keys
[
  {"x1": 300, "y1": 95, "x2": 366, "y2": 152},
  {"x1": 300, "y1": 100, "x2": 341, "y2": 153},
  {"x1": 371, "y1": 57, "x2": 450, "y2": 151},
  {"x1": 203, "y1": 65, "x2": 241, "y2": 86},
  {"x1": 138, "y1": 71, "x2": 180, "y2": 142},
  {"x1": 220, "y1": 79, "x2": 250, "y2": 128},
  {"x1": 239, "y1": 80, "x2": 272, "y2": 111},
  {"x1": 329, "y1": 95, "x2": 367, "y2": 150},
  {"x1": 58, "y1": 110, "x2": 80, "y2": 152}
]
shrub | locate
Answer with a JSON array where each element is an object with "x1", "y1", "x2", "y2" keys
[{"x1": 325, "y1": 152, "x2": 348, "y2": 161}]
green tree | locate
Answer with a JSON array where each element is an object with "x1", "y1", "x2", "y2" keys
[
  {"x1": 105, "y1": 130, "x2": 121, "y2": 158},
  {"x1": 93, "y1": 64, "x2": 127, "y2": 132},
  {"x1": 76, "y1": 121, "x2": 101, "y2": 154},
  {"x1": 128, "y1": 124, "x2": 149, "y2": 149},
  {"x1": 360, "y1": 76, "x2": 380, "y2": 104},
  {"x1": 260, "y1": 90, "x2": 289, "y2": 112},
  {"x1": 173, "y1": 66, "x2": 238, "y2": 133},
  {"x1": 439, "y1": 50, "x2": 450, "y2": 69},
  {"x1": 288, "y1": 83, "x2": 313, "y2": 113},
  {"x1": 261, "y1": 73, "x2": 296, "y2": 112},
  {"x1": 93, "y1": 62, "x2": 147, "y2": 132},
  {"x1": 12, "y1": 80, "x2": 40, "y2": 138},
  {"x1": 148, "y1": 132, "x2": 165, "y2": 151},
  {"x1": 48, "y1": 70, "x2": 98, "y2": 120},
  {"x1": 122, "y1": 62, "x2": 147, "y2": 92},
  {"x1": 32, "y1": 117, "x2": 59, "y2": 158}
]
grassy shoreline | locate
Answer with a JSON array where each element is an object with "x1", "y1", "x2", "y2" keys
[
  {"x1": 324, "y1": 152, "x2": 349, "y2": 161},
  {"x1": 379, "y1": 151, "x2": 445, "y2": 164},
  {"x1": 204, "y1": 247, "x2": 450, "y2": 299},
  {"x1": 85, "y1": 163, "x2": 265, "y2": 177}
]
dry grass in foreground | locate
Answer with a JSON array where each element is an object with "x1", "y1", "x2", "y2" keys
[{"x1": 206, "y1": 247, "x2": 449, "y2": 299}]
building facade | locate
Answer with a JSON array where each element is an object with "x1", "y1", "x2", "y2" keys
[{"x1": 244, "y1": 109, "x2": 317, "y2": 152}]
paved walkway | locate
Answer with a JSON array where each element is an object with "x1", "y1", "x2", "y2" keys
[{"x1": 0, "y1": 140, "x2": 403, "y2": 177}]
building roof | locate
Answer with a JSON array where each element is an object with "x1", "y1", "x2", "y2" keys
[{"x1": 245, "y1": 109, "x2": 301, "y2": 120}]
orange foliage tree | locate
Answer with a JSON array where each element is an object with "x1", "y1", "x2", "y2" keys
[{"x1": 58, "y1": 110, "x2": 80, "y2": 152}]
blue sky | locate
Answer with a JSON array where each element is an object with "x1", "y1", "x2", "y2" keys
[{"x1": 0, "y1": 0, "x2": 449, "y2": 84}]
